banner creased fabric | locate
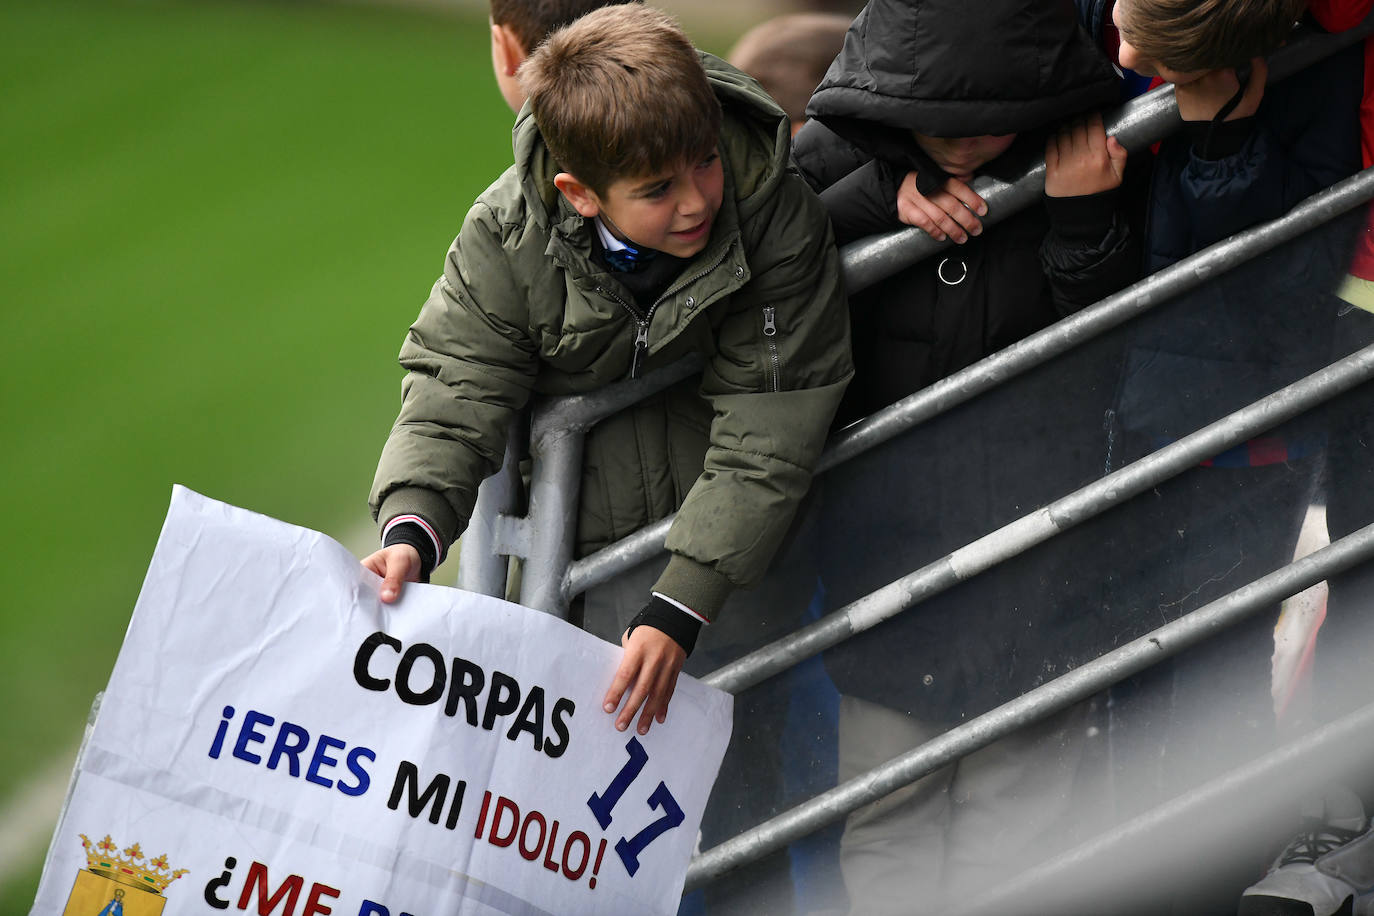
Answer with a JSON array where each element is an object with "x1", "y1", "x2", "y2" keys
[{"x1": 32, "y1": 486, "x2": 732, "y2": 916}]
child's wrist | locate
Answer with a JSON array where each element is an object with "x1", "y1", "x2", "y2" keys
[
  {"x1": 382, "y1": 518, "x2": 439, "y2": 582},
  {"x1": 626, "y1": 596, "x2": 702, "y2": 656},
  {"x1": 1044, "y1": 188, "x2": 1118, "y2": 244},
  {"x1": 651, "y1": 554, "x2": 732, "y2": 622}
]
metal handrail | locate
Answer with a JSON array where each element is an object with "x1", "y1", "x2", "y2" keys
[
  {"x1": 457, "y1": 357, "x2": 703, "y2": 612},
  {"x1": 512, "y1": 356, "x2": 705, "y2": 614},
  {"x1": 706, "y1": 343, "x2": 1374, "y2": 696},
  {"x1": 566, "y1": 166, "x2": 1374, "y2": 600},
  {"x1": 684, "y1": 520, "x2": 1374, "y2": 889}
]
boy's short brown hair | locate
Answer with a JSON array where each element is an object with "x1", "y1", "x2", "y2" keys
[
  {"x1": 490, "y1": 0, "x2": 641, "y2": 55},
  {"x1": 519, "y1": 4, "x2": 722, "y2": 195},
  {"x1": 1116, "y1": 0, "x2": 1304, "y2": 72},
  {"x1": 728, "y1": 13, "x2": 850, "y2": 126}
]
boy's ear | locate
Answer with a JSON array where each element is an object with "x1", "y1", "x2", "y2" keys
[
  {"x1": 490, "y1": 22, "x2": 526, "y2": 77},
  {"x1": 554, "y1": 173, "x2": 602, "y2": 218}
]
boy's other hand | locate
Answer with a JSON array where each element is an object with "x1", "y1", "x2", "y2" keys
[
  {"x1": 603, "y1": 626, "x2": 686, "y2": 736},
  {"x1": 362, "y1": 544, "x2": 421, "y2": 603},
  {"x1": 1174, "y1": 58, "x2": 1267, "y2": 122},
  {"x1": 896, "y1": 171, "x2": 988, "y2": 244},
  {"x1": 1044, "y1": 113, "x2": 1128, "y2": 198}
]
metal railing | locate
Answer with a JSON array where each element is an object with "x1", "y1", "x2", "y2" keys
[
  {"x1": 686, "y1": 519, "x2": 1374, "y2": 890},
  {"x1": 452, "y1": 18, "x2": 1374, "y2": 902},
  {"x1": 566, "y1": 166, "x2": 1374, "y2": 603},
  {"x1": 548, "y1": 21, "x2": 1374, "y2": 608},
  {"x1": 456, "y1": 356, "x2": 702, "y2": 610},
  {"x1": 706, "y1": 338, "x2": 1374, "y2": 697}
]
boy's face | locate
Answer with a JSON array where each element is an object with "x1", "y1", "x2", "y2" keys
[
  {"x1": 911, "y1": 133, "x2": 1017, "y2": 183},
  {"x1": 1111, "y1": 1, "x2": 1207, "y2": 84},
  {"x1": 562, "y1": 151, "x2": 725, "y2": 259}
]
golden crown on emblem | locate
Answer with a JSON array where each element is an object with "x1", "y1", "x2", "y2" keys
[{"x1": 78, "y1": 834, "x2": 188, "y2": 895}]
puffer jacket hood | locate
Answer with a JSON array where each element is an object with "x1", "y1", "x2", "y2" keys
[
  {"x1": 807, "y1": 0, "x2": 1119, "y2": 146},
  {"x1": 512, "y1": 51, "x2": 794, "y2": 232}
]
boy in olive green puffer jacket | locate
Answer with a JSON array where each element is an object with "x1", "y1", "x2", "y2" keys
[{"x1": 363, "y1": 5, "x2": 852, "y2": 737}]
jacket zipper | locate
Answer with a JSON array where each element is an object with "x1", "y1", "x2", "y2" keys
[
  {"x1": 762, "y1": 305, "x2": 780, "y2": 392},
  {"x1": 631, "y1": 246, "x2": 736, "y2": 379},
  {"x1": 596, "y1": 283, "x2": 654, "y2": 379},
  {"x1": 597, "y1": 244, "x2": 737, "y2": 380},
  {"x1": 632, "y1": 320, "x2": 650, "y2": 378}
]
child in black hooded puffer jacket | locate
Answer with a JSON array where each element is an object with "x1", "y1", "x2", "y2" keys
[{"x1": 791, "y1": 0, "x2": 1143, "y2": 909}]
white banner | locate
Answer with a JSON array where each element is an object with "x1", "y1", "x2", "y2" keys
[{"x1": 32, "y1": 487, "x2": 732, "y2": 916}]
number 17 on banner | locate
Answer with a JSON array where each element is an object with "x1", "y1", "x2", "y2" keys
[{"x1": 586, "y1": 738, "x2": 686, "y2": 877}]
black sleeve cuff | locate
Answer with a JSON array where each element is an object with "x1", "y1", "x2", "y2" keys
[
  {"x1": 626, "y1": 596, "x2": 702, "y2": 656},
  {"x1": 1044, "y1": 188, "x2": 1119, "y2": 244},
  {"x1": 382, "y1": 522, "x2": 438, "y2": 583},
  {"x1": 1185, "y1": 116, "x2": 1255, "y2": 161},
  {"x1": 817, "y1": 159, "x2": 903, "y2": 243},
  {"x1": 909, "y1": 148, "x2": 946, "y2": 196}
]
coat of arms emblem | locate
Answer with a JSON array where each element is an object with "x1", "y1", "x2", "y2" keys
[{"x1": 62, "y1": 834, "x2": 187, "y2": 915}]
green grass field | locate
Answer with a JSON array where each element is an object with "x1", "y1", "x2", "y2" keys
[
  {"x1": 0, "y1": 0, "x2": 529, "y2": 906},
  {"x1": 1, "y1": 0, "x2": 745, "y2": 908}
]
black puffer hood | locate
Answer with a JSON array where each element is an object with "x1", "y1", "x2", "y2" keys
[{"x1": 807, "y1": 0, "x2": 1119, "y2": 141}]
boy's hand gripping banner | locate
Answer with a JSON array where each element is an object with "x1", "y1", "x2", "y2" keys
[{"x1": 31, "y1": 487, "x2": 733, "y2": 916}]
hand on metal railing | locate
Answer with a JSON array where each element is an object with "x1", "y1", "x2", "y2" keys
[{"x1": 840, "y1": 19, "x2": 1374, "y2": 295}]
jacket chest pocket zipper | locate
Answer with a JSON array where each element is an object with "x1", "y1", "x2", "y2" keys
[{"x1": 762, "y1": 306, "x2": 781, "y2": 392}]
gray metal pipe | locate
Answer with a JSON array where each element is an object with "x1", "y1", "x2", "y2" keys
[
  {"x1": 498, "y1": 358, "x2": 702, "y2": 611},
  {"x1": 456, "y1": 416, "x2": 527, "y2": 597},
  {"x1": 531, "y1": 354, "x2": 703, "y2": 435},
  {"x1": 516, "y1": 422, "x2": 586, "y2": 617},
  {"x1": 565, "y1": 166, "x2": 1374, "y2": 600},
  {"x1": 820, "y1": 168, "x2": 1374, "y2": 474},
  {"x1": 840, "y1": 16, "x2": 1374, "y2": 295},
  {"x1": 507, "y1": 359, "x2": 704, "y2": 612},
  {"x1": 565, "y1": 511, "x2": 674, "y2": 601},
  {"x1": 684, "y1": 520, "x2": 1374, "y2": 889},
  {"x1": 706, "y1": 344, "x2": 1374, "y2": 697}
]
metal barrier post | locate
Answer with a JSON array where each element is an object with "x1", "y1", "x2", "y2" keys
[
  {"x1": 456, "y1": 416, "x2": 527, "y2": 598},
  {"x1": 516, "y1": 411, "x2": 585, "y2": 617},
  {"x1": 513, "y1": 357, "x2": 704, "y2": 615}
]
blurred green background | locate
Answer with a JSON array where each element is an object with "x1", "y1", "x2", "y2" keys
[{"x1": 0, "y1": 0, "x2": 753, "y2": 909}]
